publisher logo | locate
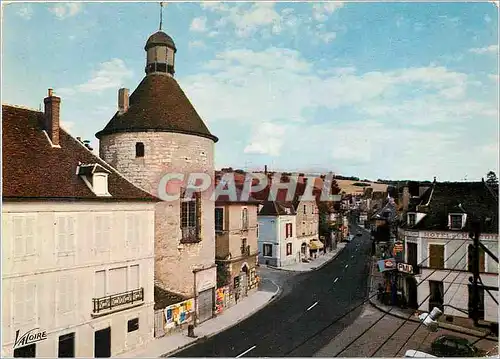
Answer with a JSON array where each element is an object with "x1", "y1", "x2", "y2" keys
[{"x1": 13, "y1": 328, "x2": 47, "y2": 349}]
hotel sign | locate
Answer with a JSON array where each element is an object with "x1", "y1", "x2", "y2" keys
[{"x1": 397, "y1": 263, "x2": 414, "y2": 275}]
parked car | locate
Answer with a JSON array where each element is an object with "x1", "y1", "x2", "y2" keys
[
  {"x1": 404, "y1": 349, "x2": 437, "y2": 358},
  {"x1": 430, "y1": 335, "x2": 482, "y2": 357}
]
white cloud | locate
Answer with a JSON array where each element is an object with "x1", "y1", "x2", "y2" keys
[
  {"x1": 17, "y1": 5, "x2": 33, "y2": 20},
  {"x1": 318, "y1": 32, "x2": 337, "y2": 43},
  {"x1": 180, "y1": 46, "x2": 497, "y2": 180},
  {"x1": 190, "y1": 16, "x2": 207, "y2": 32},
  {"x1": 189, "y1": 40, "x2": 206, "y2": 49},
  {"x1": 244, "y1": 122, "x2": 287, "y2": 156},
  {"x1": 49, "y1": 3, "x2": 82, "y2": 19},
  {"x1": 59, "y1": 59, "x2": 133, "y2": 95},
  {"x1": 312, "y1": 2, "x2": 344, "y2": 22},
  {"x1": 469, "y1": 45, "x2": 499, "y2": 54}
]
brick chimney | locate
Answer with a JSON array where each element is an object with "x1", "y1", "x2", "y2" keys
[
  {"x1": 43, "y1": 88, "x2": 61, "y2": 146},
  {"x1": 118, "y1": 88, "x2": 129, "y2": 113}
]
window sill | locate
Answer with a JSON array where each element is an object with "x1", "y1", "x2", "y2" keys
[{"x1": 180, "y1": 238, "x2": 202, "y2": 244}]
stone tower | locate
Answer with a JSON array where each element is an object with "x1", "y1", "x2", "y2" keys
[{"x1": 96, "y1": 29, "x2": 219, "y2": 320}]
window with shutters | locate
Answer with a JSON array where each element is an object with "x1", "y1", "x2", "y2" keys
[
  {"x1": 12, "y1": 215, "x2": 36, "y2": 258},
  {"x1": 286, "y1": 243, "x2": 292, "y2": 256},
  {"x1": 129, "y1": 265, "x2": 140, "y2": 290},
  {"x1": 429, "y1": 244, "x2": 445, "y2": 269},
  {"x1": 95, "y1": 270, "x2": 106, "y2": 298},
  {"x1": 449, "y1": 214, "x2": 463, "y2": 230},
  {"x1": 57, "y1": 276, "x2": 75, "y2": 314},
  {"x1": 109, "y1": 267, "x2": 128, "y2": 295},
  {"x1": 180, "y1": 189, "x2": 200, "y2": 243},
  {"x1": 241, "y1": 208, "x2": 249, "y2": 230},
  {"x1": 126, "y1": 213, "x2": 141, "y2": 248},
  {"x1": 13, "y1": 281, "x2": 36, "y2": 325},
  {"x1": 263, "y1": 243, "x2": 272, "y2": 257},
  {"x1": 56, "y1": 216, "x2": 76, "y2": 255},
  {"x1": 95, "y1": 215, "x2": 111, "y2": 252}
]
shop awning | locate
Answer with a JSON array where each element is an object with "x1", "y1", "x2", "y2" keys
[{"x1": 309, "y1": 240, "x2": 324, "y2": 250}]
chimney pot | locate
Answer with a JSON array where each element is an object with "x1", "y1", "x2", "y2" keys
[
  {"x1": 44, "y1": 89, "x2": 61, "y2": 146},
  {"x1": 118, "y1": 88, "x2": 129, "y2": 113}
]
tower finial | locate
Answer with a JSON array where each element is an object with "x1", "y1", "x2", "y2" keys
[{"x1": 159, "y1": 2, "x2": 164, "y2": 31}]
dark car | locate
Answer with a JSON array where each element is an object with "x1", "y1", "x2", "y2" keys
[{"x1": 431, "y1": 335, "x2": 481, "y2": 357}]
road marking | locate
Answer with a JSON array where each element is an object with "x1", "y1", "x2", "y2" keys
[
  {"x1": 334, "y1": 277, "x2": 339, "y2": 283},
  {"x1": 306, "y1": 301, "x2": 319, "y2": 311},
  {"x1": 345, "y1": 264, "x2": 349, "y2": 268},
  {"x1": 236, "y1": 346, "x2": 256, "y2": 358}
]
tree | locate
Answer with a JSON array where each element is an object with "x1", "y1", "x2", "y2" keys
[
  {"x1": 486, "y1": 171, "x2": 498, "y2": 185},
  {"x1": 216, "y1": 262, "x2": 230, "y2": 288}
]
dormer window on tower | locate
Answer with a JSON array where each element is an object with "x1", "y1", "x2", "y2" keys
[{"x1": 145, "y1": 31, "x2": 177, "y2": 76}]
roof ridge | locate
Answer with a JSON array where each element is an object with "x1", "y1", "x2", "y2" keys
[{"x1": 2, "y1": 103, "x2": 41, "y2": 112}]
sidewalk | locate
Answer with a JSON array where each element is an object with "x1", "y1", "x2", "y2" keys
[
  {"x1": 115, "y1": 287, "x2": 280, "y2": 358},
  {"x1": 272, "y1": 242, "x2": 347, "y2": 272},
  {"x1": 367, "y1": 256, "x2": 497, "y2": 340}
]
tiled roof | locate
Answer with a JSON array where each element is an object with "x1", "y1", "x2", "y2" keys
[
  {"x1": 402, "y1": 181, "x2": 498, "y2": 233},
  {"x1": 2, "y1": 105, "x2": 157, "y2": 202},
  {"x1": 214, "y1": 179, "x2": 260, "y2": 205},
  {"x1": 145, "y1": 31, "x2": 176, "y2": 51},
  {"x1": 96, "y1": 74, "x2": 218, "y2": 142},
  {"x1": 258, "y1": 201, "x2": 296, "y2": 216}
]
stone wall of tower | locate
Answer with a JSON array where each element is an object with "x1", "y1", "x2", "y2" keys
[{"x1": 99, "y1": 132, "x2": 216, "y2": 296}]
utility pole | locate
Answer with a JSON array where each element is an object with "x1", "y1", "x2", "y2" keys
[{"x1": 470, "y1": 218, "x2": 481, "y2": 326}]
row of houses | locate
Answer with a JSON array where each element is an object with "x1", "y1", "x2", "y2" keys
[
  {"x1": 1, "y1": 29, "x2": 266, "y2": 358},
  {"x1": 368, "y1": 179, "x2": 499, "y2": 327}
]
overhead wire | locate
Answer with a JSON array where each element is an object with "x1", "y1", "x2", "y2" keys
[
  {"x1": 334, "y1": 237, "x2": 469, "y2": 357},
  {"x1": 283, "y1": 231, "x2": 467, "y2": 356}
]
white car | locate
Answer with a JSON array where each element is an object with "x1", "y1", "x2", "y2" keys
[{"x1": 404, "y1": 349, "x2": 437, "y2": 358}]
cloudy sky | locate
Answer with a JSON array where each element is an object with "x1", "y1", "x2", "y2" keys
[{"x1": 2, "y1": 1, "x2": 499, "y2": 181}]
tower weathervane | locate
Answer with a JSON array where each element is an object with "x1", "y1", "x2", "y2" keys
[{"x1": 159, "y1": 2, "x2": 164, "y2": 31}]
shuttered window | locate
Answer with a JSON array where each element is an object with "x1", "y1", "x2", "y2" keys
[
  {"x1": 109, "y1": 267, "x2": 127, "y2": 295},
  {"x1": 126, "y1": 213, "x2": 141, "y2": 248},
  {"x1": 95, "y1": 215, "x2": 110, "y2": 251},
  {"x1": 467, "y1": 245, "x2": 486, "y2": 272},
  {"x1": 13, "y1": 216, "x2": 36, "y2": 257},
  {"x1": 95, "y1": 270, "x2": 106, "y2": 298},
  {"x1": 13, "y1": 281, "x2": 36, "y2": 324},
  {"x1": 57, "y1": 276, "x2": 75, "y2": 314},
  {"x1": 429, "y1": 244, "x2": 444, "y2": 269},
  {"x1": 129, "y1": 265, "x2": 140, "y2": 290},
  {"x1": 215, "y1": 208, "x2": 224, "y2": 232},
  {"x1": 56, "y1": 216, "x2": 76, "y2": 254}
]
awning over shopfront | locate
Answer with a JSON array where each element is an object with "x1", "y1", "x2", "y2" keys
[{"x1": 309, "y1": 240, "x2": 324, "y2": 250}]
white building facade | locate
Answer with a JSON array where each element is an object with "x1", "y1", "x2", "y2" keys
[
  {"x1": 257, "y1": 202, "x2": 298, "y2": 267},
  {"x1": 2, "y1": 98, "x2": 157, "y2": 357}
]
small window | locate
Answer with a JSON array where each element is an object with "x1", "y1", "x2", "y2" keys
[
  {"x1": 408, "y1": 214, "x2": 416, "y2": 226},
  {"x1": 450, "y1": 215, "x2": 462, "y2": 230},
  {"x1": 303, "y1": 205, "x2": 306, "y2": 214},
  {"x1": 286, "y1": 243, "x2": 292, "y2": 256},
  {"x1": 127, "y1": 318, "x2": 139, "y2": 332},
  {"x1": 135, "y1": 142, "x2": 145, "y2": 158},
  {"x1": 263, "y1": 243, "x2": 272, "y2": 257},
  {"x1": 215, "y1": 208, "x2": 224, "y2": 232}
]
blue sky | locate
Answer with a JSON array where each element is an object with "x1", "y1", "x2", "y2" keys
[{"x1": 2, "y1": 1, "x2": 499, "y2": 181}]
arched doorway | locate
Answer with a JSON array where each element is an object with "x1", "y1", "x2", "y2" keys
[{"x1": 240, "y1": 264, "x2": 249, "y2": 298}]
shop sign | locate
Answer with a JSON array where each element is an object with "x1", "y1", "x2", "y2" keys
[
  {"x1": 13, "y1": 328, "x2": 47, "y2": 349},
  {"x1": 377, "y1": 258, "x2": 396, "y2": 272},
  {"x1": 397, "y1": 262, "x2": 414, "y2": 275}
]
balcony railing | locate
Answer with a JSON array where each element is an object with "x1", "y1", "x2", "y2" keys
[
  {"x1": 241, "y1": 245, "x2": 250, "y2": 256},
  {"x1": 93, "y1": 288, "x2": 144, "y2": 314},
  {"x1": 180, "y1": 226, "x2": 200, "y2": 243}
]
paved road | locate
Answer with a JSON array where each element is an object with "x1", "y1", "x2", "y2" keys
[{"x1": 172, "y1": 228, "x2": 372, "y2": 357}]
